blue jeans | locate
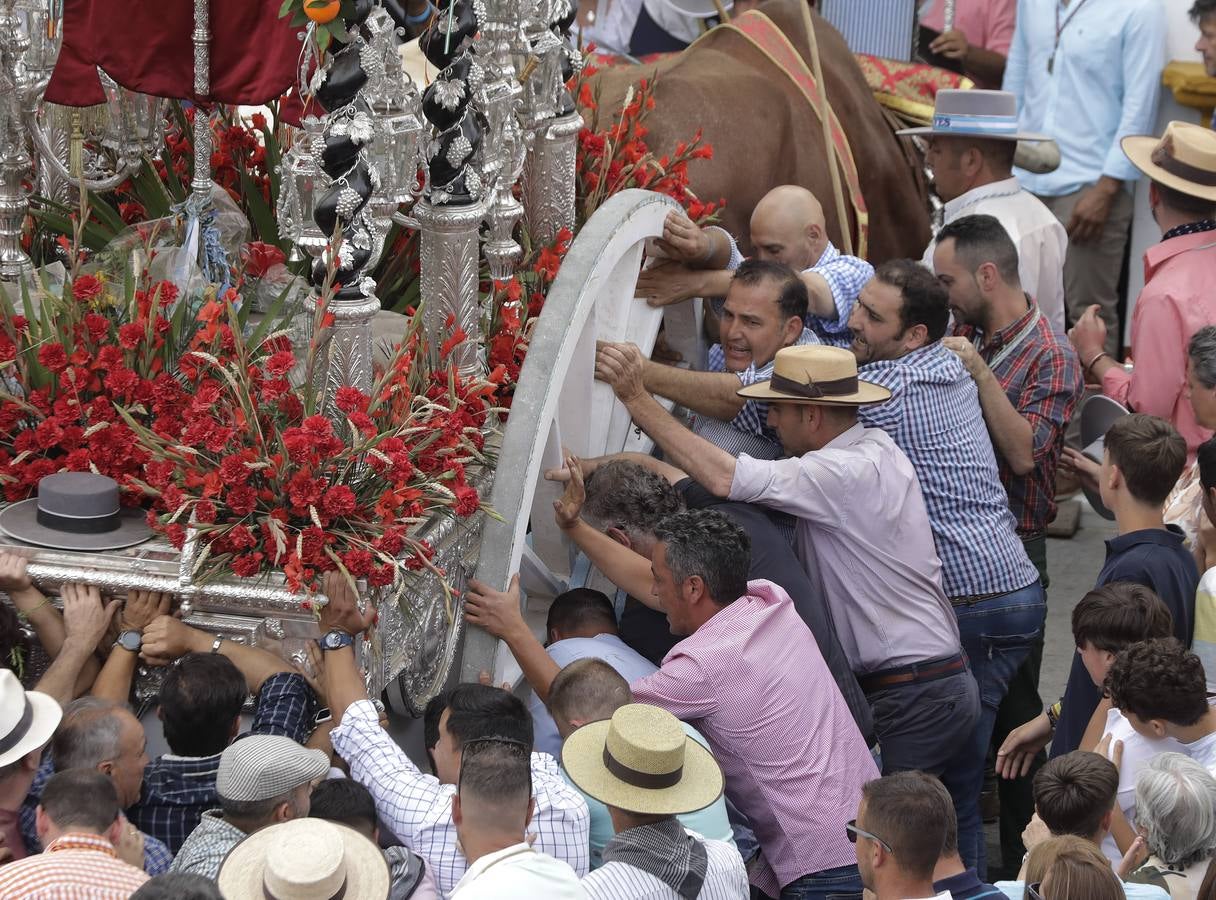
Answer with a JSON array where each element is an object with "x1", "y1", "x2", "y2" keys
[
  {"x1": 773, "y1": 863, "x2": 864, "y2": 900},
  {"x1": 942, "y1": 580, "x2": 1047, "y2": 878}
]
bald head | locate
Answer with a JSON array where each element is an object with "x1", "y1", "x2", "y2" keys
[{"x1": 749, "y1": 185, "x2": 827, "y2": 270}]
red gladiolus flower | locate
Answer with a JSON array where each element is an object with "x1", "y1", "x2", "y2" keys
[{"x1": 243, "y1": 242, "x2": 286, "y2": 279}]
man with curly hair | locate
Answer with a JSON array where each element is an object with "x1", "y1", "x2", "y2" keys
[{"x1": 1107, "y1": 639, "x2": 1216, "y2": 773}]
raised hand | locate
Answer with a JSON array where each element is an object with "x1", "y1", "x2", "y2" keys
[{"x1": 552, "y1": 454, "x2": 586, "y2": 531}]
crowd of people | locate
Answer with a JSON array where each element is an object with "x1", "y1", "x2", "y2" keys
[{"x1": 1, "y1": 1, "x2": 1216, "y2": 899}]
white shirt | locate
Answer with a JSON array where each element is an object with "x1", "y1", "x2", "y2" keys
[
  {"x1": 580, "y1": 835, "x2": 749, "y2": 900},
  {"x1": 451, "y1": 843, "x2": 585, "y2": 899},
  {"x1": 1100, "y1": 707, "x2": 1183, "y2": 867},
  {"x1": 1182, "y1": 729, "x2": 1216, "y2": 775},
  {"x1": 922, "y1": 177, "x2": 1068, "y2": 335},
  {"x1": 331, "y1": 700, "x2": 590, "y2": 897}
]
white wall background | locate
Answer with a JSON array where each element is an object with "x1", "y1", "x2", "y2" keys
[{"x1": 1125, "y1": 0, "x2": 1210, "y2": 338}]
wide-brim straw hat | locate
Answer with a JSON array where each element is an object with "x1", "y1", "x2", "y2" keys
[
  {"x1": 562, "y1": 704, "x2": 724, "y2": 816},
  {"x1": 217, "y1": 818, "x2": 390, "y2": 900},
  {"x1": 1079, "y1": 395, "x2": 1129, "y2": 523},
  {"x1": 1122, "y1": 121, "x2": 1216, "y2": 203},
  {"x1": 737, "y1": 345, "x2": 891, "y2": 405},
  {"x1": 0, "y1": 670, "x2": 62, "y2": 769},
  {"x1": 897, "y1": 89, "x2": 1050, "y2": 142},
  {"x1": 0, "y1": 472, "x2": 151, "y2": 552}
]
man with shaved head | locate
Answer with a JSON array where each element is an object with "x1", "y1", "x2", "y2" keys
[{"x1": 636, "y1": 184, "x2": 874, "y2": 347}]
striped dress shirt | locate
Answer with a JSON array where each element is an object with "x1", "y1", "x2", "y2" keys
[
  {"x1": 0, "y1": 833, "x2": 149, "y2": 899},
  {"x1": 859, "y1": 342, "x2": 1040, "y2": 598},
  {"x1": 581, "y1": 835, "x2": 750, "y2": 899},
  {"x1": 819, "y1": 0, "x2": 917, "y2": 60},
  {"x1": 332, "y1": 699, "x2": 591, "y2": 897},
  {"x1": 631, "y1": 580, "x2": 877, "y2": 897}
]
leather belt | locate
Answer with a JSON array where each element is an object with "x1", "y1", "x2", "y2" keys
[{"x1": 859, "y1": 654, "x2": 967, "y2": 693}]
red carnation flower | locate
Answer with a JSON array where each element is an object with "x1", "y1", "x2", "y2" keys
[
  {"x1": 194, "y1": 500, "x2": 217, "y2": 523},
  {"x1": 341, "y1": 548, "x2": 373, "y2": 577},
  {"x1": 71, "y1": 274, "x2": 103, "y2": 303},
  {"x1": 226, "y1": 486, "x2": 257, "y2": 516},
  {"x1": 453, "y1": 484, "x2": 479, "y2": 516},
  {"x1": 231, "y1": 552, "x2": 265, "y2": 578},
  {"x1": 265, "y1": 350, "x2": 296, "y2": 377},
  {"x1": 321, "y1": 485, "x2": 357, "y2": 519},
  {"x1": 37, "y1": 343, "x2": 68, "y2": 372},
  {"x1": 118, "y1": 323, "x2": 144, "y2": 350},
  {"x1": 334, "y1": 386, "x2": 369, "y2": 415}
]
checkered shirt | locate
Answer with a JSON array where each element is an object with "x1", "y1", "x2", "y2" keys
[
  {"x1": 694, "y1": 326, "x2": 821, "y2": 459},
  {"x1": 331, "y1": 699, "x2": 590, "y2": 897},
  {"x1": 953, "y1": 306, "x2": 1083, "y2": 535},
  {"x1": 0, "y1": 833, "x2": 149, "y2": 899},
  {"x1": 127, "y1": 671, "x2": 317, "y2": 854},
  {"x1": 859, "y1": 342, "x2": 1040, "y2": 597},
  {"x1": 581, "y1": 834, "x2": 750, "y2": 900},
  {"x1": 722, "y1": 234, "x2": 873, "y2": 347},
  {"x1": 166, "y1": 809, "x2": 246, "y2": 881},
  {"x1": 21, "y1": 753, "x2": 172, "y2": 875}
]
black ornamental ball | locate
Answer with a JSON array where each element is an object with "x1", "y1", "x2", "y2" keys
[
  {"x1": 343, "y1": 0, "x2": 374, "y2": 27},
  {"x1": 312, "y1": 159, "x2": 373, "y2": 237},
  {"x1": 310, "y1": 243, "x2": 372, "y2": 288},
  {"x1": 319, "y1": 132, "x2": 361, "y2": 178},
  {"x1": 430, "y1": 169, "x2": 478, "y2": 206},
  {"x1": 314, "y1": 45, "x2": 369, "y2": 112},
  {"x1": 421, "y1": 57, "x2": 475, "y2": 131},
  {"x1": 426, "y1": 111, "x2": 482, "y2": 188},
  {"x1": 419, "y1": 0, "x2": 478, "y2": 69}
]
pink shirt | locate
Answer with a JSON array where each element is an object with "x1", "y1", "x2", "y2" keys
[
  {"x1": 921, "y1": 0, "x2": 1016, "y2": 85},
  {"x1": 631, "y1": 580, "x2": 877, "y2": 897},
  {"x1": 1102, "y1": 231, "x2": 1216, "y2": 460},
  {"x1": 729, "y1": 423, "x2": 961, "y2": 674}
]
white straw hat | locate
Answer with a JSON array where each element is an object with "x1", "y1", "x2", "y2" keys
[
  {"x1": 0, "y1": 669, "x2": 62, "y2": 768},
  {"x1": 217, "y1": 818, "x2": 390, "y2": 900}
]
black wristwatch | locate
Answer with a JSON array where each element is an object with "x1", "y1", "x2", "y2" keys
[
  {"x1": 115, "y1": 630, "x2": 142, "y2": 653},
  {"x1": 319, "y1": 630, "x2": 354, "y2": 651}
]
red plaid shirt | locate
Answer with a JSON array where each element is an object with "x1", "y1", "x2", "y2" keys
[{"x1": 954, "y1": 304, "x2": 1083, "y2": 535}]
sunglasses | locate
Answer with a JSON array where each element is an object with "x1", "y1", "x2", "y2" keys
[
  {"x1": 845, "y1": 818, "x2": 894, "y2": 854},
  {"x1": 1027, "y1": 883, "x2": 1045, "y2": 900}
]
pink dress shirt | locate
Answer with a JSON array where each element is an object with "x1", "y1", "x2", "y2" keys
[
  {"x1": 1102, "y1": 231, "x2": 1216, "y2": 460},
  {"x1": 920, "y1": 0, "x2": 1016, "y2": 54},
  {"x1": 631, "y1": 579, "x2": 877, "y2": 897},
  {"x1": 729, "y1": 423, "x2": 962, "y2": 674}
]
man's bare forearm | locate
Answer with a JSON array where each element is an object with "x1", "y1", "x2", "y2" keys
[
  {"x1": 974, "y1": 368, "x2": 1035, "y2": 476},
  {"x1": 642, "y1": 360, "x2": 745, "y2": 420},
  {"x1": 622, "y1": 393, "x2": 736, "y2": 497},
  {"x1": 963, "y1": 45, "x2": 1006, "y2": 86},
  {"x1": 801, "y1": 271, "x2": 838, "y2": 321},
  {"x1": 562, "y1": 520, "x2": 658, "y2": 605},
  {"x1": 35, "y1": 640, "x2": 95, "y2": 706}
]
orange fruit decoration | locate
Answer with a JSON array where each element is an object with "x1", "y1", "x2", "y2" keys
[{"x1": 305, "y1": 0, "x2": 341, "y2": 24}]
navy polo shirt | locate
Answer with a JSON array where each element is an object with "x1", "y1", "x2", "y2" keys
[
  {"x1": 934, "y1": 868, "x2": 1005, "y2": 899},
  {"x1": 1050, "y1": 526, "x2": 1199, "y2": 758}
]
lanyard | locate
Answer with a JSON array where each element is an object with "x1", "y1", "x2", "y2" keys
[
  {"x1": 1049, "y1": 0, "x2": 1092, "y2": 73},
  {"x1": 973, "y1": 307, "x2": 1042, "y2": 372}
]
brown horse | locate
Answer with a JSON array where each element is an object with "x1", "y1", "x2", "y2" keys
[{"x1": 586, "y1": 0, "x2": 931, "y2": 263}]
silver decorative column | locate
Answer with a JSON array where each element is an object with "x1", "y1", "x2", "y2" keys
[
  {"x1": 0, "y1": 4, "x2": 33, "y2": 280},
  {"x1": 189, "y1": 0, "x2": 213, "y2": 212},
  {"x1": 519, "y1": 0, "x2": 582, "y2": 247},
  {"x1": 414, "y1": 196, "x2": 487, "y2": 377},
  {"x1": 522, "y1": 110, "x2": 581, "y2": 246}
]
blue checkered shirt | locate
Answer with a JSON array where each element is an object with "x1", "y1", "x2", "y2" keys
[
  {"x1": 21, "y1": 753, "x2": 173, "y2": 875},
  {"x1": 721, "y1": 234, "x2": 873, "y2": 347},
  {"x1": 127, "y1": 671, "x2": 317, "y2": 855},
  {"x1": 859, "y1": 342, "x2": 1040, "y2": 598},
  {"x1": 694, "y1": 327, "x2": 821, "y2": 459}
]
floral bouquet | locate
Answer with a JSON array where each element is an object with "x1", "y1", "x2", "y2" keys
[{"x1": 119, "y1": 282, "x2": 498, "y2": 595}]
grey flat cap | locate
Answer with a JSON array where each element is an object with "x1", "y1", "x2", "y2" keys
[{"x1": 217, "y1": 735, "x2": 330, "y2": 803}]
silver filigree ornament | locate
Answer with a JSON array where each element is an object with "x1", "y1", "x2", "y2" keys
[
  {"x1": 348, "y1": 112, "x2": 376, "y2": 145},
  {"x1": 445, "y1": 134, "x2": 473, "y2": 168},
  {"x1": 432, "y1": 79, "x2": 466, "y2": 111},
  {"x1": 335, "y1": 185, "x2": 363, "y2": 219}
]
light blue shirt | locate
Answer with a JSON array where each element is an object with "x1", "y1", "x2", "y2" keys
[
  {"x1": 565, "y1": 723, "x2": 737, "y2": 869},
  {"x1": 996, "y1": 880, "x2": 1169, "y2": 900},
  {"x1": 528, "y1": 634, "x2": 659, "y2": 759},
  {"x1": 1003, "y1": 0, "x2": 1166, "y2": 196}
]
